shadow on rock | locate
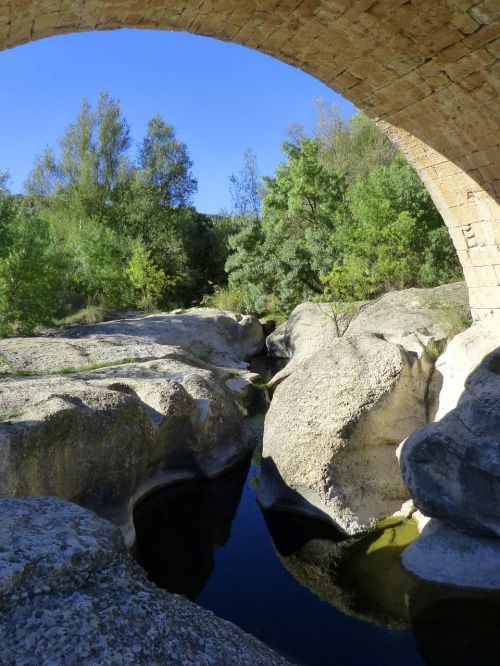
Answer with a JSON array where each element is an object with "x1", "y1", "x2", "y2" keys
[{"x1": 133, "y1": 455, "x2": 250, "y2": 599}]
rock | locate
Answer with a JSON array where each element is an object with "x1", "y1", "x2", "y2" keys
[
  {"x1": 400, "y1": 345, "x2": 500, "y2": 538},
  {"x1": 402, "y1": 519, "x2": 500, "y2": 590},
  {"x1": 266, "y1": 301, "x2": 366, "y2": 362},
  {"x1": 266, "y1": 322, "x2": 288, "y2": 358},
  {"x1": 346, "y1": 282, "x2": 469, "y2": 357},
  {"x1": 267, "y1": 282, "x2": 468, "y2": 390},
  {"x1": 259, "y1": 334, "x2": 428, "y2": 535},
  {"x1": 60, "y1": 307, "x2": 264, "y2": 368},
  {"x1": 266, "y1": 282, "x2": 467, "y2": 364},
  {"x1": 0, "y1": 497, "x2": 291, "y2": 665},
  {"x1": 0, "y1": 336, "x2": 175, "y2": 376},
  {"x1": 431, "y1": 314, "x2": 500, "y2": 419},
  {"x1": 0, "y1": 347, "x2": 250, "y2": 545}
]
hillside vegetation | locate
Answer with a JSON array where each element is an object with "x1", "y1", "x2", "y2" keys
[{"x1": 0, "y1": 96, "x2": 462, "y2": 335}]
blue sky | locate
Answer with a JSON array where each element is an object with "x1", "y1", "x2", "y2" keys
[{"x1": 0, "y1": 29, "x2": 356, "y2": 213}]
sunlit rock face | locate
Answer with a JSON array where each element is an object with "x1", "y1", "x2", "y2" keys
[
  {"x1": 259, "y1": 333, "x2": 425, "y2": 535},
  {"x1": 0, "y1": 496, "x2": 292, "y2": 666},
  {"x1": 0, "y1": 309, "x2": 263, "y2": 544},
  {"x1": 260, "y1": 284, "x2": 470, "y2": 536}
]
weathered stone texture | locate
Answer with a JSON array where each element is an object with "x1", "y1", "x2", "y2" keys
[{"x1": 0, "y1": 1, "x2": 499, "y2": 315}]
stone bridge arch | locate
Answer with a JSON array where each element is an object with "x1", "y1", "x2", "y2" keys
[{"x1": 1, "y1": 0, "x2": 499, "y2": 318}]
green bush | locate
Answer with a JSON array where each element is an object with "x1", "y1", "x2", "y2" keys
[{"x1": 0, "y1": 214, "x2": 67, "y2": 335}]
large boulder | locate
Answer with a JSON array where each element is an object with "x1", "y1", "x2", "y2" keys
[
  {"x1": 399, "y1": 316, "x2": 500, "y2": 587},
  {"x1": 346, "y1": 282, "x2": 468, "y2": 356},
  {"x1": 400, "y1": 319, "x2": 500, "y2": 539},
  {"x1": 401, "y1": 519, "x2": 500, "y2": 590},
  {"x1": 0, "y1": 496, "x2": 291, "y2": 665},
  {"x1": 430, "y1": 314, "x2": 500, "y2": 419},
  {"x1": 0, "y1": 347, "x2": 254, "y2": 545},
  {"x1": 51, "y1": 307, "x2": 264, "y2": 369},
  {"x1": 266, "y1": 301, "x2": 366, "y2": 360},
  {"x1": 267, "y1": 282, "x2": 468, "y2": 390},
  {"x1": 266, "y1": 283, "x2": 467, "y2": 363},
  {"x1": 259, "y1": 334, "x2": 428, "y2": 535}
]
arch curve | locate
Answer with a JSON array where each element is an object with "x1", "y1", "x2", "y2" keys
[{"x1": 1, "y1": 0, "x2": 499, "y2": 317}]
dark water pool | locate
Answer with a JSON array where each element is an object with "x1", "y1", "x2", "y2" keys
[{"x1": 133, "y1": 410, "x2": 500, "y2": 666}]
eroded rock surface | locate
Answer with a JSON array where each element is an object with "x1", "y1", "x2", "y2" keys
[
  {"x1": 259, "y1": 334, "x2": 427, "y2": 534},
  {"x1": 399, "y1": 316, "x2": 500, "y2": 587},
  {"x1": 0, "y1": 497, "x2": 291, "y2": 666},
  {"x1": 400, "y1": 317, "x2": 500, "y2": 538},
  {"x1": 261, "y1": 283, "x2": 471, "y2": 535},
  {"x1": 57, "y1": 307, "x2": 263, "y2": 368},
  {"x1": 267, "y1": 282, "x2": 468, "y2": 390},
  {"x1": 0, "y1": 310, "x2": 264, "y2": 543}
]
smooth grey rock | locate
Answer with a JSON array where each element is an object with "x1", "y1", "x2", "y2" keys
[
  {"x1": 0, "y1": 308, "x2": 264, "y2": 374},
  {"x1": 259, "y1": 334, "x2": 427, "y2": 534},
  {"x1": 0, "y1": 348, "x2": 250, "y2": 545},
  {"x1": 346, "y1": 282, "x2": 468, "y2": 357},
  {"x1": 430, "y1": 313, "x2": 500, "y2": 420},
  {"x1": 267, "y1": 283, "x2": 467, "y2": 390},
  {"x1": 265, "y1": 301, "x2": 366, "y2": 367},
  {"x1": 266, "y1": 322, "x2": 288, "y2": 358},
  {"x1": 0, "y1": 337, "x2": 174, "y2": 375},
  {"x1": 62, "y1": 307, "x2": 264, "y2": 368},
  {"x1": 400, "y1": 348, "x2": 500, "y2": 538},
  {"x1": 402, "y1": 520, "x2": 500, "y2": 590},
  {"x1": 0, "y1": 497, "x2": 292, "y2": 665}
]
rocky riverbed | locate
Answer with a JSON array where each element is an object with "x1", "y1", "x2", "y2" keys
[{"x1": 1, "y1": 282, "x2": 499, "y2": 663}]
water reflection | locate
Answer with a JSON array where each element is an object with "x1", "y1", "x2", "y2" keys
[
  {"x1": 264, "y1": 509, "x2": 418, "y2": 628},
  {"x1": 133, "y1": 456, "x2": 250, "y2": 598},
  {"x1": 409, "y1": 592, "x2": 500, "y2": 666},
  {"x1": 133, "y1": 441, "x2": 500, "y2": 666}
]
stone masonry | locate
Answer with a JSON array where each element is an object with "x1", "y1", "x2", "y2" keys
[{"x1": 0, "y1": 0, "x2": 499, "y2": 317}]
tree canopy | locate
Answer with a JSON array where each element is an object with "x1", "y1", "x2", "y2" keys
[{"x1": 0, "y1": 96, "x2": 462, "y2": 334}]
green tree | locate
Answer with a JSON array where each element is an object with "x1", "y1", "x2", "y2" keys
[
  {"x1": 126, "y1": 240, "x2": 169, "y2": 310},
  {"x1": 229, "y1": 147, "x2": 262, "y2": 219},
  {"x1": 322, "y1": 157, "x2": 461, "y2": 299},
  {"x1": 25, "y1": 92, "x2": 132, "y2": 222},
  {"x1": 226, "y1": 138, "x2": 345, "y2": 313},
  {"x1": 0, "y1": 172, "x2": 16, "y2": 253},
  {"x1": 0, "y1": 213, "x2": 67, "y2": 335},
  {"x1": 139, "y1": 115, "x2": 197, "y2": 207},
  {"x1": 64, "y1": 218, "x2": 133, "y2": 308},
  {"x1": 314, "y1": 100, "x2": 396, "y2": 183}
]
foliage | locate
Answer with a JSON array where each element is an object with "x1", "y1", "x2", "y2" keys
[
  {"x1": 322, "y1": 157, "x2": 462, "y2": 300},
  {"x1": 126, "y1": 240, "x2": 169, "y2": 310},
  {"x1": 0, "y1": 92, "x2": 233, "y2": 332},
  {"x1": 224, "y1": 110, "x2": 462, "y2": 315},
  {"x1": 0, "y1": 213, "x2": 67, "y2": 335},
  {"x1": 59, "y1": 304, "x2": 109, "y2": 326},
  {"x1": 139, "y1": 115, "x2": 197, "y2": 207},
  {"x1": 229, "y1": 147, "x2": 262, "y2": 219},
  {"x1": 202, "y1": 285, "x2": 245, "y2": 313},
  {"x1": 64, "y1": 217, "x2": 134, "y2": 308},
  {"x1": 0, "y1": 95, "x2": 463, "y2": 333}
]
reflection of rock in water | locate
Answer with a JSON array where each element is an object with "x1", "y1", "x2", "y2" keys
[
  {"x1": 264, "y1": 509, "x2": 419, "y2": 629},
  {"x1": 133, "y1": 457, "x2": 250, "y2": 599},
  {"x1": 409, "y1": 591, "x2": 500, "y2": 666}
]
